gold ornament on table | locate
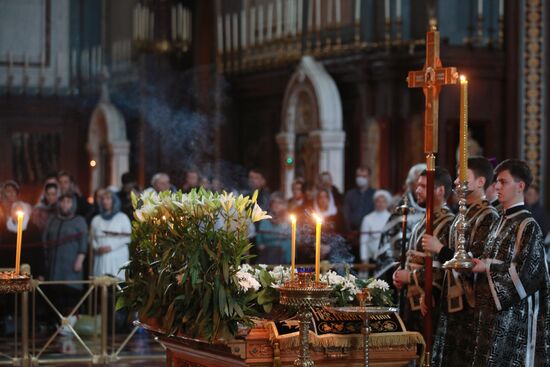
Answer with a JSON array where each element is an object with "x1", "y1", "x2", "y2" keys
[
  {"x1": 444, "y1": 75, "x2": 475, "y2": 271},
  {"x1": 327, "y1": 288, "x2": 397, "y2": 367}
]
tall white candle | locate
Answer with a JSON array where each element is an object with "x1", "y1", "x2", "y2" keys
[
  {"x1": 225, "y1": 14, "x2": 232, "y2": 51},
  {"x1": 217, "y1": 15, "x2": 224, "y2": 53},
  {"x1": 478, "y1": 0, "x2": 483, "y2": 17},
  {"x1": 250, "y1": 7, "x2": 255, "y2": 46},
  {"x1": 316, "y1": 0, "x2": 321, "y2": 29},
  {"x1": 385, "y1": 0, "x2": 390, "y2": 21},
  {"x1": 355, "y1": 0, "x2": 360, "y2": 22},
  {"x1": 499, "y1": 0, "x2": 503, "y2": 16},
  {"x1": 241, "y1": 10, "x2": 247, "y2": 47},
  {"x1": 327, "y1": 0, "x2": 333, "y2": 25},
  {"x1": 335, "y1": 0, "x2": 341, "y2": 24},
  {"x1": 276, "y1": 0, "x2": 282, "y2": 38},
  {"x1": 267, "y1": 3, "x2": 273, "y2": 40},
  {"x1": 396, "y1": 0, "x2": 402, "y2": 18},
  {"x1": 297, "y1": 0, "x2": 303, "y2": 33},
  {"x1": 258, "y1": 6, "x2": 264, "y2": 44}
]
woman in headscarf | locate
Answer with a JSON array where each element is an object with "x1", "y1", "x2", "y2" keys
[
  {"x1": 42, "y1": 193, "x2": 88, "y2": 330},
  {"x1": 31, "y1": 182, "x2": 59, "y2": 232},
  {"x1": 89, "y1": 190, "x2": 131, "y2": 280}
]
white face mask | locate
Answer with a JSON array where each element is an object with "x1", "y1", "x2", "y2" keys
[{"x1": 356, "y1": 177, "x2": 369, "y2": 188}]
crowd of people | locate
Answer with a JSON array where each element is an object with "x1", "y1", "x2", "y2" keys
[{"x1": 0, "y1": 159, "x2": 549, "y2": 364}]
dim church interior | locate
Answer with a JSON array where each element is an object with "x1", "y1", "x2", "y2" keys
[{"x1": 0, "y1": 0, "x2": 548, "y2": 366}]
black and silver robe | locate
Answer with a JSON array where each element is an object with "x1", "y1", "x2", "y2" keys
[
  {"x1": 472, "y1": 205, "x2": 550, "y2": 367},
  {"x1": 375, "y1": 190, "x2": 426, "y2": 279},
  {"x1": 431, "y1": 199, "x2": 499, "y2": 367},
  {"x1": 401, "y1": 206, "x2": 454, "y2": 334}
]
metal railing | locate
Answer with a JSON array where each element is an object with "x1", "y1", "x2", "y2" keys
[{"x1": 0, "y1": 276, "x2": 164, "y2": 366}]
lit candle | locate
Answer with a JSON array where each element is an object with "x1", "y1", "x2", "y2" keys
[
  {"x1": 14, "y1": 211, "x2": 24, "y2": 275},
  {"x1": 313, "y1": 213, "x2": 322, "y2": 284},
  {"x1": 290, "y1": 214, "x2": 297, "y2": 283},
  {"x1": 499, "y1": 0, "x2": 503, "y2": 17},
  {"x1": 335, "y1": 0, "x2": 341, "y2": 24},
  {"x1": 385, "y1": 0, "x2": 390, "y2": 21},
  {"x1": 459, "y1": 75, "x2": 468, "y2": 182},
  {"x1": 354, "y1": 0, "x2": 361, "y2": 23},
  {"x1": 478, "y1": 0, "x2": 483, "y2": 17}
]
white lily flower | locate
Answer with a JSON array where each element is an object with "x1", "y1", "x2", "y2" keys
[{"x1": 251, "y1": 203, "x2": 271, "y2": 222}]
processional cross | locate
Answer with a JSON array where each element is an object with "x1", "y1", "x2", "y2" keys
[{"x1": 406, "y1": 26, "x2": 458, "y2": 362}]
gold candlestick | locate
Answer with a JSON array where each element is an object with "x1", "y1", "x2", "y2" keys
[{"x1": 444, "y1": 75, "x2": 475, "y2": 271}]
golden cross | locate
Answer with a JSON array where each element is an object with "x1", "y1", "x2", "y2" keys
[{"x1": 407, "y1": 26, "x2": 459, "y2": 154}]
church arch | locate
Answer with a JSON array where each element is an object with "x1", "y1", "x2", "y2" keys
[
  {"x1": 276, "y1": 56, "x2": 345, "y2": 197},
  {"x1": 87, "y1": 92, "x2": 130, "y2": 194}
]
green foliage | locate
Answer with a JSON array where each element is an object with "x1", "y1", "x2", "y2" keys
[{"x1": 119, "y1": 189, "x2": 270, "y2": 342}]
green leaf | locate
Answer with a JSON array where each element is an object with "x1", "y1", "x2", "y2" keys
[{"x1": 218, "y1": 285, "x2": 227, "y2": 316}]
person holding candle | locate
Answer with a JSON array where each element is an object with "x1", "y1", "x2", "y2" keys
[
  {"x1": 469, "y1": 159, "x2": 550, "y2": 367},
  {"x1": 421, "y1": 157, "x2": 499, "y2": 367},
  {"x1": 392, "y1": 167, "x2": 454, "y2": 334}
]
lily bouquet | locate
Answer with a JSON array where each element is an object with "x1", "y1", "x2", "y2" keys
[{"x1": 119, "y1": 189, "x2": 271, "y2": 341}]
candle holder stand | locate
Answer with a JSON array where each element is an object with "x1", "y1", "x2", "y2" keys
[
  {"x1": 327, "y1": 304, "x2": 398, "y2": 367},
  {"x1": 0, "y1": 270, "x2": 31, "y2": 294},
  {"x1": 277, "y1": 280, "x2": 332, "y2": 367},
  {"x1": 443, "y1": 181, "x2": 475, "y2": 270}
]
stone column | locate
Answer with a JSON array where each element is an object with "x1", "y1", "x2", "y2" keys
[
  {"x1": 276, "y1": 132, "x2": 296, "y2": 198},
  {"x1": 309, "y1": 130, "x2": 346, "y2": 192},
  {"x1": 110, "y1": 141, "x2": 130, "y2": 188}
]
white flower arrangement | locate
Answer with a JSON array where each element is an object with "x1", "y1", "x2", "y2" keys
[{"x1": 235, "y1": 269, "x2": 261, "y2": 293}]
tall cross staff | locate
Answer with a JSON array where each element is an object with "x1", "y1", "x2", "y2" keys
[{"x1": 406, "y1": 26, "x2": 458, "y2": 363}]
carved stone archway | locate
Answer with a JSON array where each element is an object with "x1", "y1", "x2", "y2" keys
[
  {"x1": 276, "y1": 56, "x2": 345, "y2": 197},
  {"x1": 87, "y1": 77, "x2": 130, "y2": 193}
]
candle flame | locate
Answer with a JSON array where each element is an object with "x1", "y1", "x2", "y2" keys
[
  {"x1": 460, "y1": 75, "x2": 468, "y2": 84},
  {"x1": 16, "y1": 210, "x2": 24, "y2": 219},
  {"x1": 312, "y1": 213, "x2": 323, "y2": 224},
  {"x1": 289, "y1": 214, "x2": 296, "y2": 223}
]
